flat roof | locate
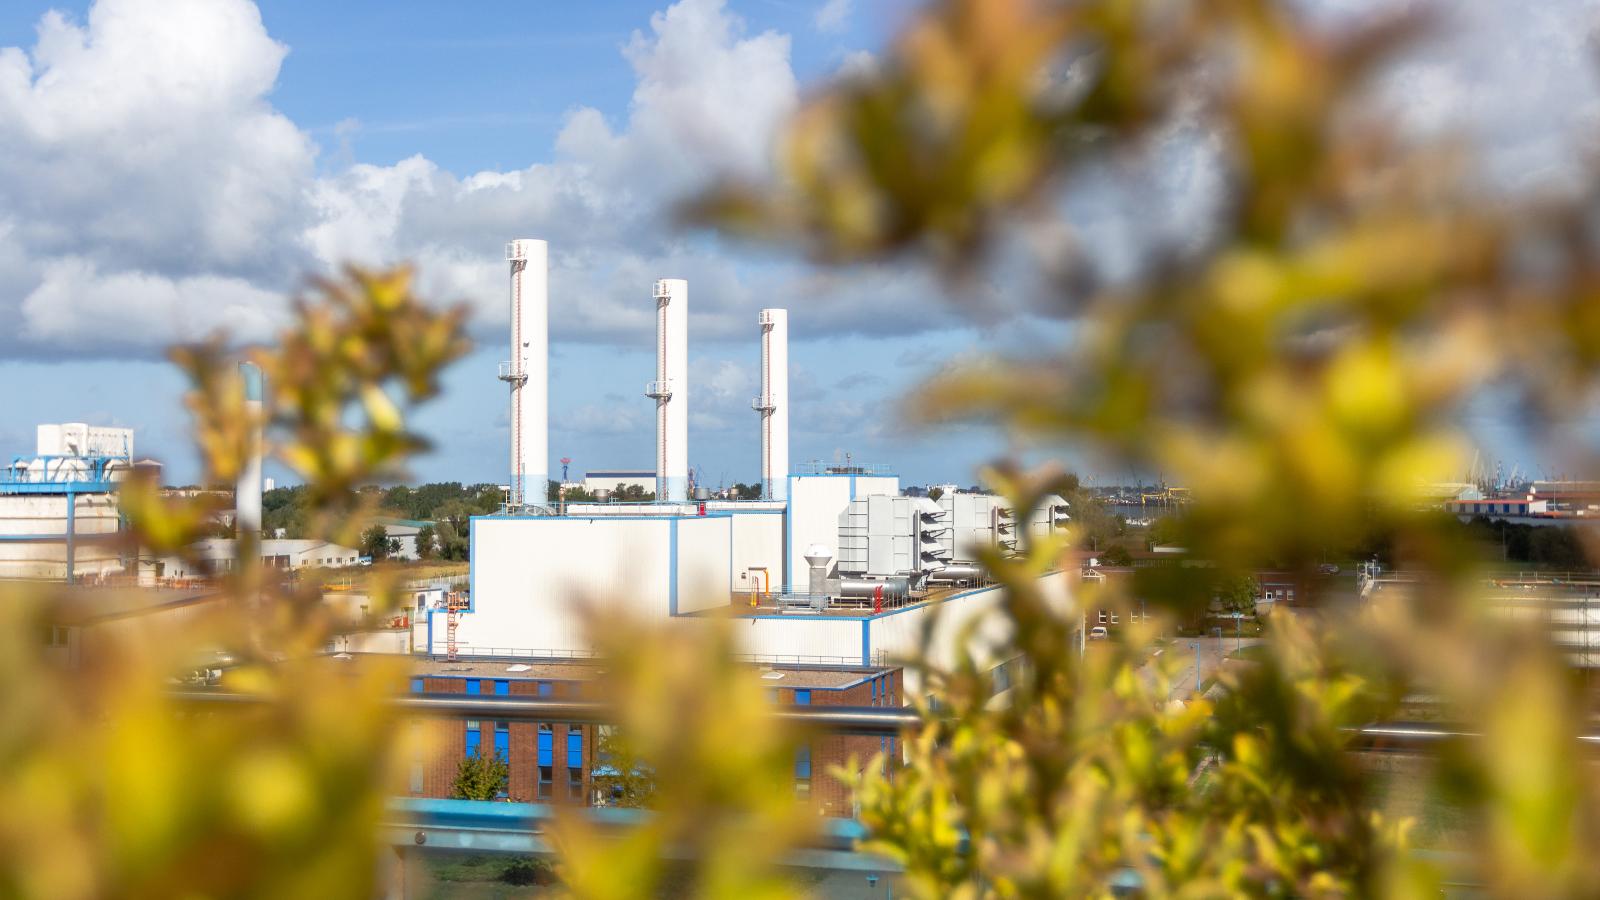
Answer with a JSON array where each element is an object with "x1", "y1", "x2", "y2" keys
[
  {"x1": 703, "y1": 583, "x2": 979, "y2": 619},
  {"x1": 409, "y1": 656, "x2": 893, "y2": 689}
]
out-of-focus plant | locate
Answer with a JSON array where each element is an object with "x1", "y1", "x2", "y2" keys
[
  {"x1": 0, "y1": 266, "x2": 468, "y2": 898},
  {"x1": 552, "y1": 617, "x2": 817, "y2": 900},
  {"x1": 696, "y1": 0, "x2": 1600, "y2": 894}
]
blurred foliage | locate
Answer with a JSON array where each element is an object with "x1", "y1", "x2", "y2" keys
[
  {"x1": 695, "y1": 0, "x2": 1600, "y2": 895},
  {"x1": 551, "y1": 617, "x2": 817, "y2": 900},
  {"x1": 0, "y1": 266, "x2": 468, "y2": 898}
]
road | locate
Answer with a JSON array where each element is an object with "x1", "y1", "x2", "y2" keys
[{"x1": 1151, "y1": 635, "x2": 1261, "y2": 701}]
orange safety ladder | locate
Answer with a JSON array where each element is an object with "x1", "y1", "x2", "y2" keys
[{"x1": 445, "y1": 591, "x2": 469, "y2": 661}]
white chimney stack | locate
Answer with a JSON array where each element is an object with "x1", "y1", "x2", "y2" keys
[
  {"x1": 646, "y1": 278, "x2": 688, "y2": 502},
  {"x1": 754, "y1": 308, "x2": 788, "y2": 501},
  {"x1": 237, "y1": 362, "x2": 263, "y2": 535},
  {"x1": 501, "y1": 239, "x2": 549, "y2": 509}
]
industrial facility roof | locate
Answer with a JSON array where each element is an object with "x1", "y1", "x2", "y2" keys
[{"x1": 410, "y1": 656, "x2": 892, "y2": 689}]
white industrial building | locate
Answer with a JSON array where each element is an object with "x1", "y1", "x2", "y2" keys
[
  {"x1": 139, "y1": 538, "x2": 365, "y2": 584},
  {"x1": 429, "y1": 238, "x2": 1076, "y2": 693},
  {"x1": 0, "y1": 424, "x2": 135, "y2": 581},
  {"x1": 580, "y1": 470, "x2": 656, "y2": 497}
]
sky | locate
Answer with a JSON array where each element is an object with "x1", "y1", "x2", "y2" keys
[{"x1": 0, "y1": 0, "x2": 1597, "y2": 489}]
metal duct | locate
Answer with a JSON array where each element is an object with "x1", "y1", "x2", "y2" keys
[
  {"x1": 840, "y1": 578, "x2": 910, "y2": 600},
  {"x1": 928, "y1": 565, "x2": 983, "y2": 583},
  {"x1": 804, "y1": 544, "x2": 833, "y2": 598}
]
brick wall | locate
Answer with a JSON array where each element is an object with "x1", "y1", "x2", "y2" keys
[
  {"x1": 786, "y1": 670, "x2": 904, "y2": 817},
  {"x1": 409, "y1": 675, "x2": 592, "y2": 804}
]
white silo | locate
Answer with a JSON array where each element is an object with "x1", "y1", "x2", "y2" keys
[
  {"x1": 646, "y1": 279, "x2": 688, "y2": 502},
  {"x1": 237, "y1": 362, "x2": 263, "y2": 535},
  {"x1": 752, "y1": 308, "x2": 788, "y2": 501},
  {"x1": 500, "y1": 239, "x2": 549, "y2": 509}
]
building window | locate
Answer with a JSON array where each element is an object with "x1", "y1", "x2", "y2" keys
[
  {"x1": 566, "y1": 728, "x2": 583, "y2": 769},
  {"x1": 465, "y1": 679, "x2": 481, "y2": 695},
  {"x1": 409, "y1": 677, "x2": 424, "y2": 693},
  {"x1": 870, "y1": 678, "x2": 878, "y2": 705},
  {"x1": 538, "y1": 765, "x2": 553, "y2": 800},
  {"x1": 538, "y1": 722, "x2": 554, "y2": 786},
  {"x1": 992, "y1": 661, "x2": 1011, "y2": 693},
  {"x1": 494, "y1": 679, "x2": 510, "y2": 695},
  {"x1": 795, "y1": 744, "x2": 812, "y2": 798},
  {"x1": 537, "y1": 681, "x2": 553, "y2": 697},
  {"x1": 465, "y1": 720, "x2": 481, "y2": 758},
  {"x1": 568, "y1": 767, "x2": 584, "y2": 800},
  {"x1": 494, "y1": 722, "x2": 510, "y2": 762},
  {"x1": 794, "y1": 689, "x2": 811, "y2": 706}
]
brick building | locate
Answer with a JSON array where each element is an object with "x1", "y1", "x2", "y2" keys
[
  {"x1": 405, "y1": 657, "x2": 903, "y2": 815},
  {"x1": 767, "y1": 665, "x2": 904, "y2": 817},
  {"x1": 405, "y1": 660, "x2": 599, "y2": 804}
]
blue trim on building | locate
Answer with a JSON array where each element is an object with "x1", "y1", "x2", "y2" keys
[
  {"x1": 476, "y1": 513, "x2": 734, "y2": 522},
  {"x1": 668, "y1": 518, "x2": 679, "y2": 616},
  {"x1": 861, "y1": 619, "x2": 870, "y2": 666}
]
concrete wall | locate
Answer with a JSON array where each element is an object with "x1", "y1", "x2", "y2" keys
[
  {"x1": 729, "y1": 511, "x2": 784, "y2": 595},
  {"x1": 450, "y1": 514, "x2": 732, "y2": 655}
]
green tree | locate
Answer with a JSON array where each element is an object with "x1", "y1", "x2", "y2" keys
[
  {"x1": 1100, "y1": 544, "x2": 1133, "y2": 567},
  {"x1": 927, "y1": 486, "x2": 945, "y2": 502},
  {"x1": 451, "y1": 749, "x2": 509, "y2": 801},
  {"x1": 413, "y1": 524, "x2": 436, "y2": 560},
  {"x1": 359, "y1": 525, "x2": 393, "y2": 561},
  {"x1": 590, "y1": 726, "x2": 656, "y2": 809},
  {"x1": 1215, "y1": 573, "x2": 1260, "y2": 618}
]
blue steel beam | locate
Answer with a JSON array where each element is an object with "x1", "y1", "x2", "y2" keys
[{"x1": 385, "y1": 798, "x2": 899, "y2": 872}]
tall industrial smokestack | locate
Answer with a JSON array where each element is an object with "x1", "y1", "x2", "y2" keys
[
  {"x1": 646, "y1": 278, "x2": 688, "y2": 502},
  {"x1": 501, "y1": 239, "x2": 549, "y2": 509},
  {"x1": 754, "y1": 308, "x2": 788, "y2": 501},
  {"x1": 237, "y1": 362, "x2": 263, "y2": 535}
]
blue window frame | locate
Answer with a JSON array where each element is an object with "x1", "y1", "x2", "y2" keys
[
  {"x1": 410, "y1": 677, "x2": 424, "y2": 693},
  {"x1": 465, "y1": 679, "x2": 481, "y2": 695},
  {"x1": 494, "y1": 679, "x2": 510, "y2": 695},
  {"x1": 795, "y1": 744, "x2": 811, "y2": 779},
  {"x1": 537, "y1": 681, "x2": 553, "y2": 697},
  {"x1": 494, "y1": 721, "x2": 510, "y2": 762},
  {"x1": 465, "y1": 720, "x2": 481, "y2": 758},
  {"x1": 567, "y1": 729, "x2": 583, "y2": 769},
  {"x1": 794, "y1": 689, "x2": 811, "y2": 706},
  {"x1": 537, "y1": 724, "x2": 554, "y2": 767}
]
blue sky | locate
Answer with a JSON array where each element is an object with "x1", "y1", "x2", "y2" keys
[
  {"x1": 0, "y1": 0, "x2": 1026, "y2": 490},
  {"x1": 0, "y1": 0, "x2": 1594, "y2": 488}
]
